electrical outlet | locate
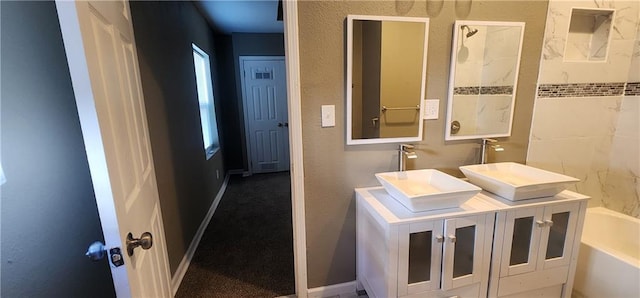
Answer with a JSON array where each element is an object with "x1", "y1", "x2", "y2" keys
[{"x1": 423, "y1": 99, "x2": 439, "y2": 120}]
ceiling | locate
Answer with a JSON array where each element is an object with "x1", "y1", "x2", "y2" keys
[{"x1": 194, "y1": 0, "x2": 284, "y2": 34}]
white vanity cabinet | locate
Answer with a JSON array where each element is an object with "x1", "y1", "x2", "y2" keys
[
  {"x1": 485, "y1": 195, "x2": 588, "y2": 298},
  {"x1": 357, "y1": 187, "x2": 589, "y2": 298},
  {"x1": 356, "y1": 188, "x2": 496, "y2": 298}
]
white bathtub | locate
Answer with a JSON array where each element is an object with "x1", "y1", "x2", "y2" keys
[{"x1": 573, "y1": 207, "x2": 640, "y2": 297}]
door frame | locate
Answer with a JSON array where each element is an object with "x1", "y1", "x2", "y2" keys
[
  {"x1": 239, "y1": 56, "x2": 288, "y2": 176},
  {"x1": 283, "y1": 1, "x2": 308, "y2": 296}
]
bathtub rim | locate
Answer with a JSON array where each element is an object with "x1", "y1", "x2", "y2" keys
[{"x1": 581, "y1": 206, "x2": 640, "y2": 268}]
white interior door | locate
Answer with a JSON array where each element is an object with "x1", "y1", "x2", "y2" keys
[
  {"x1": 241, "y1": 57, "x2": 289, "y2": 174},
  {"x1": 56, "y1": 1, "x2": 171, "y2": 297}
]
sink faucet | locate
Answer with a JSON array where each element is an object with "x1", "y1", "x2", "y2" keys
[
  {"x1": 480, "y1": 138, "x2": 504, "y2": 164},
  {"x1": 399, "y1": 144, "x2": 418, "y2": 171}
]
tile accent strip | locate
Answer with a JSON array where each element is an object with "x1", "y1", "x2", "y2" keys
[
  {"x1": 625, "y1": 82, "x2": 640, "y2": 96},
  {"x1": 537, "y1": 82, "x2": 625, "y2": 98},
  {"x1": 454, "y1": 86, "x2": 513, "y2": 95}
]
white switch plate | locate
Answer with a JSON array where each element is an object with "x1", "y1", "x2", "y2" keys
[
  {"x1": 321, "y1": 105, "x2": 335, "y2": 127},
  {"x1": 423, "y1": 99, "x2": 439, "y2": 120}
]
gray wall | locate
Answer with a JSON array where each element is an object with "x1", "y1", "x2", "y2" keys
[
  {"x1": 129, "y1": 1, "x2": 226, "y2": 275},
  {"x1": 297, "y1": 1, "x2": 548, "y2": 287},
  {"x1": 213, "y1": 34, "x2": 242, "y2": 170},
  {"x1": 0, "y1": 1, "x2": 115, "y2": 296}
]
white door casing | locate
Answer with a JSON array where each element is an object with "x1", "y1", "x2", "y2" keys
[
  {"x1": 240, "y1": 57, "x2": 290, "y2": 174},
  {"x1": 282, "y1": 0, "x2": 308, "y2": 295},
  {"x1": 56, "y1": 1, "x2": 171, "y2": 297}
]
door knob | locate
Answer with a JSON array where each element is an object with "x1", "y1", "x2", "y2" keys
[
  {"x1": 126, "y1": 232, "x2": 153, "y2": 256},
  {"x1": 86, "y1": 241, "x2": 106, "y2": 261},
  {"x1": 284, "y1": 122, "x2": 288, "y2": 127},
  {"x1": 278, "y1": 122, "x2": 283, "y2": 127}
]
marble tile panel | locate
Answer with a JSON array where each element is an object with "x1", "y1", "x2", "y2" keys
[
  {"x1": 539, "y1": 0, "x2": 639, "y2": 84},
  {"x1": 539, "y1": 39, "x2": 636, "y2": 84},
  {"x1": 579, "y1": 171, "x2": 608, "y2": 207},
  {"x1": 451, "y1": 95, "x2": 479, "y2": 135},
  {"x1": 527, "y1": 136, "x2": 619, "y2": 204},
  {"x1": 530, "y1": 97, "x2": 622, "y2": 140},
  {"x1": 602, "y1": 171, "x2": 640, "y2": 218},
  {"x1": 481, "y1": 57, "x2": 518, "y2": 87},
  {"x1": 609, "y1": 135, "x2": 640, "y2": 177},
  {"x1": 628, "y1": 32, "x2": 640, "y2": 81},
  {"x1": 475, "y1": 95, "x2": 512, "y2": 135},
  {"x1": 526, "y1": 138, "x2": 595, "y2": 182},
  {"x1": 614, "y1": 96, "x2": 640, "y2": 137}
]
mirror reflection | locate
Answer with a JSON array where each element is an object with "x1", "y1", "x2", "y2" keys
[
  {"x1": 347, "y1": 15, "x2": 429, "y2": 145},
  {"x1": 445, "y1": 21, "x2": 525, "y2": 140}
]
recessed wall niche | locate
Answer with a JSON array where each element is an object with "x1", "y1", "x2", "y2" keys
[{"x1": 564, "y1": 8, "x2": 615, "y2": 62}]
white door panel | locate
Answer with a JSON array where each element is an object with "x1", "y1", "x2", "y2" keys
[
  {"x1": 56, "y1": 1, "x2": 171, "y2": 296},
  {"x1": 242, "y1": 57, "x2": 289, "y2": 174}
]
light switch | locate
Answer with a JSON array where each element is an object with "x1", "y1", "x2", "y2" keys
[
  {"x1": 423, "y1": 99, "x2": 439, "y2": 120},
  {"x1": 321, "y1": 105, "x2": 335, "y2": 127}
]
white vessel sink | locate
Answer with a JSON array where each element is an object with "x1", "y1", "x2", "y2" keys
[
  {"x1": 375, "y1": 169, "x2": 481, "y2": 212},
  {"x1": 459, "y1": 162, "x2": 579, "y2": 201}
]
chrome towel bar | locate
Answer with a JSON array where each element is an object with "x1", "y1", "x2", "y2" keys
[{"x1": 381, "y1": 105, "x2": 420, "y2": 112}]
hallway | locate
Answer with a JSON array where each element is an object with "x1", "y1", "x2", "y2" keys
[{"x1": 176, "y1": 172, "x2": 295, "y2": 297}]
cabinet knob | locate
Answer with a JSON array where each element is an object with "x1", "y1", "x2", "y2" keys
[
  {"x1": 544, "y1": 220, "x2": 554, "y2": 227},
  {"x1": 536, "y1": 220, "x2": 546, "y2": 228},
  {"x1": 436, "y1": 235, "x2": 444, "y2": 243},
  {"x1": 448, "y1": 235, "x2": 457, "y2": 243}
]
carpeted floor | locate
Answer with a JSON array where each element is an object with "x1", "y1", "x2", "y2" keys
[{"x1": 176, "y1": 172, "x2": 295, "y2": 298}]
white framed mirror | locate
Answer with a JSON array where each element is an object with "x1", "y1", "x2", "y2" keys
[
  {"x1": 445, "y1": 20, "x2": 525, "y2": 141},
  {"x1": 346, "y1": 15, "x2": 429, "y2": 145}
]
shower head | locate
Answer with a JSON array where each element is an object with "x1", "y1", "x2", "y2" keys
[{"x1": 461, "y1": 25, "x2": 478, "y2": 38}]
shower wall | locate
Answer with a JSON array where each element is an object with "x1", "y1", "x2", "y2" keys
[{"x1": 528, "y1": 0, "x2": 640, "y2": 217}]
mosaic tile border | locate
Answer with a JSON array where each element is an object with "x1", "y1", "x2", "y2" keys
[
  {"x1": 454, "y1": 86, "x2": 513, "y2": 95},
  {"x1": 537, "y1": 82, "x2": 626, "y2": 98},
  {"x1": 625, "y1": 82, "x2": 640, "y2": 96}
]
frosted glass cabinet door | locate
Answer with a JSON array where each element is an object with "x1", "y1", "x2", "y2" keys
[
  {"x1": 538, "y1": 203, "x2": 580, "y2": 270},
  {"x1": 442, "y1": 215, "x2": 487, "y2": 291},
  {"x1": 397, "y1": 220, "x2": 444, "y2": 296},
  {"x1": 500, "y1": 202, "x2": 580, "y2": 277},
  {"x1": 500, "y1": 207, "x2": 544, "y2": 277}
]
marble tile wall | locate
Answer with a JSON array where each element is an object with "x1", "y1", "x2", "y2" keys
[
  {"x1": 603, "y1": 96, "x2": 639, "y2": 217},
  {"x1": 539, "y1": 0, "x2": 639, "y2": 84},
  {"x1": 528, "y1": 0, "x2": 640, "y2": 218},
  {"x1": 451, "y1": 95, "x2": 512, "y2": 136},
  {"x1": 454, "y1": 26, "x2": 521, "y2": 88}
]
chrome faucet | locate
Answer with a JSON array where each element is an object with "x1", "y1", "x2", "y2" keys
[
  {"x1": 399, "y1": 144, "x2": 418, "y2": 171},
  {"x1": 480, "y1": 138, "x2": 504, "y2": 164}
]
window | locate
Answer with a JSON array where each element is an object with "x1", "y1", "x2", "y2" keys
[{"x1": 192, "y1": 44, "x2": 220, "y2": 159}]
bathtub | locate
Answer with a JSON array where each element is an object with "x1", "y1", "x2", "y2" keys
[{"x1": 573, "y1": 207, "x2": 640, "y2": 297}]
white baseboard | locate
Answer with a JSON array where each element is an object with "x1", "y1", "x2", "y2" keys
[
  {"x1": 170, "y1": 173, "x2": 230, "y2": 296},
  {"x1": 307, "y1": 281, "x2": 357, "y2": 298}
]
